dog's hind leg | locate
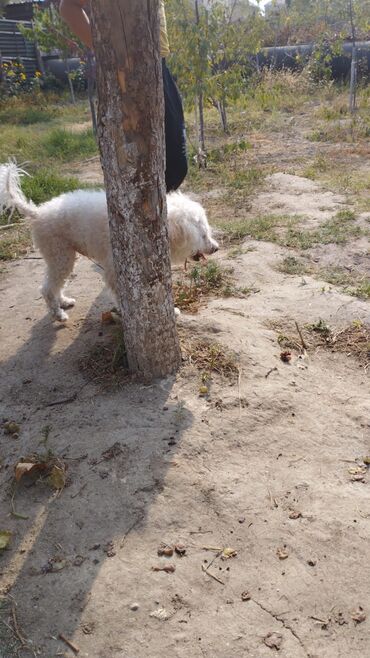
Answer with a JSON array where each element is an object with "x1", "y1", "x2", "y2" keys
[{"x1": 41, "y1": 247, "x2": 76, "y2": 321}]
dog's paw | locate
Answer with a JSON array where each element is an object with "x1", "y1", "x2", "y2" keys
[
  {"x1": 174, "y1": 307, "x2": 181, "y2": 317},
  {"x1": 60, "y1": 296, "x2": 76, "y2": 309},
  {"x1": 55, "y1": 308, "x2": 69, "y2": 322}
]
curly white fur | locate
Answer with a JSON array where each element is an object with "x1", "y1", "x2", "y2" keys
[{"x1": 0, "y1": 162, "x2": 218, "y2": 321}]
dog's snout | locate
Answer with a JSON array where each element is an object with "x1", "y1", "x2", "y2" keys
[{"x1": 211, "y1": 243, "x2": 219, "y2": 254}]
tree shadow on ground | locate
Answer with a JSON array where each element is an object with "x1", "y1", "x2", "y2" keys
[{"x1": 0, "y1": 290, "x2": 193, "y2": 657}]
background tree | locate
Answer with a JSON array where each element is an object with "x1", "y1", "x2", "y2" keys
[
  {"x1": 19, "y1": 4, "x2": 82, "y2": 104},
  {"x1": 167, "y1": 0, "x2": 263, "y2": 150},
  {"x1": 89, "y1": 0, "x2": 181, "y2": 380}
]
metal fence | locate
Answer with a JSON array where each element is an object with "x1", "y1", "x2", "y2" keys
[{"x1": 0, "y1": 19, "x2": 39, "y2": 77}]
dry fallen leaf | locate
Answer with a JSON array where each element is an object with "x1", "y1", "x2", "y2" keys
[
  {"x1": 149, "y1": 607, "x2": 172, "y2": 621},
  {"x1": 0, "y1": 531, "x2": 12, "y2": 550},
  {"x1": 48, "y1": 464, "x2": 66, "y2": 490},
  {"x1": 264, "y1": 632, "x2": 283, "y2": 650},
  {"x1": 348, "y1": 466, "x2": 367, "y2": 476},
  {"x1": 221, "y1": 547, "x2": 237, "y2": 560},
  {"x1": 15, "y1": 461, "x2": 47, "y2": 482},
  {"x1": 351, "y1": 607, "x2": 366, "y2": 624}
]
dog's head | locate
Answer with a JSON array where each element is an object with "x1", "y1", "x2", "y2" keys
[{"x1": 167, "y1": 192, "x2": 219, "y2": 265}]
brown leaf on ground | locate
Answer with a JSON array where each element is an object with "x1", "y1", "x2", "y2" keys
[{"x1": 15, "y1": 461, "x2": 47, "y2": 482}]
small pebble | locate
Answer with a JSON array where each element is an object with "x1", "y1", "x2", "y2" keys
[{"x1": 130, "y1": 603, "x2": 139, "y2": 611}]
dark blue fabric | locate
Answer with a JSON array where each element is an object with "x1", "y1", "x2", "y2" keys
[{"x1": 162, "y1": 59, "x2": 187, "y2": 192}]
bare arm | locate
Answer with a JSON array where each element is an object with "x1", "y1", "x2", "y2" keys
[{"x1": 60, "y1": 0, "x2": 93, "y2": 49}]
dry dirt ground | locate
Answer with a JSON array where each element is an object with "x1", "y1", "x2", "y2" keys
[{"x1": 1, "y1": 130, "x2": 370, "y2": 658}]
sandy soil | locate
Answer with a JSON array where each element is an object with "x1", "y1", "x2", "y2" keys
[{"x1": 1, "y1": 152, "x2": 370, "y2": 658}]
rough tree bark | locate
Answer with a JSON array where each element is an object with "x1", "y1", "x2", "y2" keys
[{"x1": 89, "y1": 0, "x2": 181, "y2": 380}]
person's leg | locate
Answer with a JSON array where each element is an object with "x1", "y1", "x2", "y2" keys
[{"x1": 162, "y1": 59, "x2": 187, "y2": 192}]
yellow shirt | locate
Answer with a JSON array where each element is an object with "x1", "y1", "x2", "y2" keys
[{"x1": 160, "y1": 1, "x2": 170, "y2": 57}]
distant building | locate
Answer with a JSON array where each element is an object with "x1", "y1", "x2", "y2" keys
[{"x1": 3, "y1": 1, "x2": 43, "y2": 21}]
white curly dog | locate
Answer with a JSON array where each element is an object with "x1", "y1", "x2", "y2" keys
[{"x1": 0, "y1": 162, "x2": 218, "y2": 321}]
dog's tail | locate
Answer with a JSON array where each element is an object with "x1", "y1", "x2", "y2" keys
[{"x1": 0, "y1": 161, "x2": 38, "y2": 222}]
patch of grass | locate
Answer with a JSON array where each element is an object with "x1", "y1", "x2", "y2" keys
[
  {"x1": 351, "y1": 280, "x2": 370, "y2": 300},
  {"x1": 224, "y1": 166, "x2": 264, "y2": 192},
  {"x1": 21, "y1": 169, "x2": 86, "y2": 205},
  {"x1": 282, "y1": 216, "x2": 365, "y2": 250},
  {"x1": 79, "y1": 325, "x2": 129, "y2": 390},
  {"x1": 179, "y1": 327, "x2": 239, "y2": 381},
  {"x1": 174, "y1": 259, "x2": 255, "y2": 313},
  {"x1": 173, "y1": 260, "x2": 235, "y2": 313},
  {"x1": 41, "y1": 127, "x2": 97, "y2": 161},
  {"x1": 207, "y1": 139, "x2": 251, "y2": 163},
  {"x1": 302, "y1": 155, "x2": 331, "y2": 180},
  {"x1": 314, "y1": 105, "x2": 348, "y2": 121},
  {"x1": 277, "y1": 255, "x2": 308, "y2": 275},
  {"x1": 0, "y1": 227, "x2": 31, "y2": 261},
  {"x1": 306, "y1": 318, "x2": 332, "y2": 338},
  {"x1": 335, "y1": 208, "x2": 356, "y2": 221},
  {"x1": 216, "y1": 213, "x2": 300, "y2": 243},
  {"x1": 270, "y1": 315, "x2": 370, "y2": 368},
  {"x1": 0, "y1": 105, "x2": 57, "y2": 125},
  {"x1": 306, "y1": 320, "x2": 370, "y2": 369}
]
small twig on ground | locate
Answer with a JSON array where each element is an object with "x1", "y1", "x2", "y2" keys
[
  {"x1": 265, "y1": 366, "x2": 278, "y2": 379},
  {"x1": 58, "y1": 633, "x2": 80, "y2": 654},
  {"x1": 0, "y1": 221, "x2": 26, "y2": 231},
  {"x1": 201, "y1": 564, "x2": 225, "y2": 585},
  {"x1": 11, "y1": 601, "x2": 28, "y2": 647},
  {"x1": 237, "y1": 368, "x2": 242, "y2": 416},
  {"x1": 268, "y1": 489, "x2": 278, "y2": 508},
  {"x1": 295, "y1": 321, "x2": 308, "y2": 351},
  {"x1": 70, "y1": 483, "x2": 87, "y2": 499},
  {"x1": 45, "y1": 393, "x2": 78, "y2": 408},
  {"x1": 10, "y1": 489, "x2": 29, "y2": 520}
]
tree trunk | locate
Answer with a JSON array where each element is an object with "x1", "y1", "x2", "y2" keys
[
  {"x1": 64, "y1": 58, "x2": 76, "y2": 104},
  {"x1": 348, "y1": 0, "x2": 357, "y2": 114},
  {"x1": 217, "y1": 99, "x2": 228, "y2": 134},
  {"x1": 86, "y1": 51, "x2": 97, "y2": 135},
  {"x1": 198, "y1": 90, "x2": 206, "y2": 154},
  {"x1": 89, "y1": 0, "x2": 181, "y2": 381},
  {"x1": 194, "y1": 0, "x2": 206, "y2": 158}
]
